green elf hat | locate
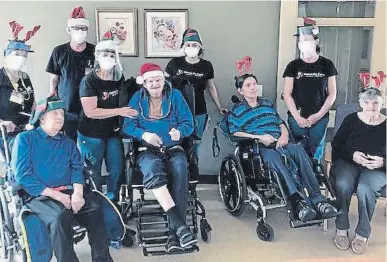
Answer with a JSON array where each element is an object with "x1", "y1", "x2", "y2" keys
[{"x1": 29, "y1": 94, "x2": 66, "y2": 126}]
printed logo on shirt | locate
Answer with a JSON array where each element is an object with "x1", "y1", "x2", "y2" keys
[
  {"x1": 296, "y1": 71, "x2": 325, "y2": 79},
  {"x1": 176, "y1": 69, "x2": 204, "y2": 78},
  {"x1": 101, "y1": 90, "x2": 119, "y2": 100}
]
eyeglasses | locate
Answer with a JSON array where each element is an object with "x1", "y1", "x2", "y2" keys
[
  {"x1": 70, "y1": 26, "x2": 88, "y2": 31},
  {"x1": 99, "y1": 52, "x2": 116, "y2": 58},
  {"x1": 10, "y1": 50, "x2": 28, "y2": 57}
]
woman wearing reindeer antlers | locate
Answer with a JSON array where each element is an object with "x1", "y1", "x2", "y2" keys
[
  {"x1": 331, "y1": 71, "x2": 386, "y2": 255},
  {"x1": 282, "y1": 17, "x2": 338, "y2": 166},
  {"x1": 0, "y1": 21, "x2": 40, "y2": 153}
]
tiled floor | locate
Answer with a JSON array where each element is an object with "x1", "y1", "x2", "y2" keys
[{"x1": 69, "y1": 185, "x2": 386, "y2": 262}]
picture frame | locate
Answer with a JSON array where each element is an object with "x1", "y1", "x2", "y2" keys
[
  {"x1": 144, "y1": 9, "x2": 188, "y2": 58},
  {"x1": 95, "y1": 8, "x2": 138, "y2": 57}
]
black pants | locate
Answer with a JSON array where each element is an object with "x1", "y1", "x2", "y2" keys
[{"x1": 26, "y1": 191, "x2": 113, "y2": 262}]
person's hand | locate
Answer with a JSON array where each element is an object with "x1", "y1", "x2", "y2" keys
[
  {"x1": 118, "y1": 107, "x2": 138, "y2": 118},
  {"x1": 218, "y1": 107, "x2": 228, "y2": 115},
  {"x1": 306, "y1": 113, "x2": 321, "y2": 126},
  {"x1": 1, "y1": 121, "x2": 16, "y2": 133},
  {"x1": 169, "y1": 128, "x2": 181, "y2": 141},
  {"x1": 364, "y1": 155, "x2": 384, "y2": 170},
  {"x1": 142, "y1": 132, "x2": 162, "y2": 147},
  {"x1": 294, "y1": 115, "x2": 310, "y2": 128},
  {"x1": 276, "y1": 135, "x2": 289, "y2": 148},
  {"x1": 353, "y1": 151, "x2": 373, "y2": 167},
  {"x1": 54, "y1": 192, "x2": 72, "y2": 209},
  {"x1": 71, "y1": 193, "x2": 85, "y2": 214},
  {"x1": 24, "y1": 123, "x2": 34, "y2": 131},
  {"x1": 257, "y1": 134, "x2": 278, "y2": 147}
]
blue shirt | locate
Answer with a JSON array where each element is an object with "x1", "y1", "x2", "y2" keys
[
  {"x1": 11, "y1": 127, "x2": 84, "y2": 196},
  {"x1": 227, "y1": 99, "x2": 284, "y2": 139},
  {"x1": 123, "y1": 84, "x2": 194, "y2": 147}
]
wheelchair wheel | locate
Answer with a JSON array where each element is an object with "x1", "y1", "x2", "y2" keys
[
  {"x1": 200, "y1": 218, "x2": 212, "y2": 243},
  {"x1": 122, "y1": 228, "x2": 135, "y2": 247},
  {"x1": 256, "y1": 222, "x2": 274, "y2": 242},
  {"x1": 218, "y1": 154, "x2": 247, "y2": 217},
  {"x1": 0, "y1": 187, "x2": 14, "y2": 261}
]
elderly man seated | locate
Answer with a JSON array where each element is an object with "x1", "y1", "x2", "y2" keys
[
  {"x1": 123, "y1": 63, "x2": 196, "y2": 252},
  {"x1": 227, "y1": 73, "x2": 338, "y2": 222},
  {"x1": 11, "y1": 95, "x2": 112, "y2": 262}
]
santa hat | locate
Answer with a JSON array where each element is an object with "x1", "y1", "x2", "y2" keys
[
  {"x1": 136, "y1": 63, "x2": 164, "y2": 85},
  {"x1": 4, "y1": 21, "x2": 40, "y2": 56},
  {"x1": 95, "y1": 31, "x2": 116, "y2": 52},
  {"x1": 67, "y1": 6, "x2": 89, "y2": 28}
]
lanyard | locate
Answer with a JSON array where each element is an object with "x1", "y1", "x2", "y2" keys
[{"x1": 3, "y1": 68, "x2": 31, "y2": 101}]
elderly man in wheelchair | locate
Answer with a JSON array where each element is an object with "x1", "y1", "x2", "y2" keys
[
  {"x1": 10, "y1": 95, "x2": 113, "y2": 262},
  {"x1": 227, "y1": 72, "x2": 338, "y2": 223},
  {"x1": 123, "y1": 63, "x2": 197, "y2": 252}
]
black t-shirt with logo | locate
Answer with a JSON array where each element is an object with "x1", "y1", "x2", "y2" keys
[
  {"x1": 46, "y1": 42, "x2": 95, "y2": 115},
  {"x1": 165, "y1": 56, "x2": 214, "y2": 115},
  {"x1": 0, "y1": 68, "x2": 34, "y2": 127},
  {"x1": 283, "y1": 56, "x2": 338, "y2": 118},
  {"x1": 78, "y1": 71, "x2": 123, "y2": 138}
]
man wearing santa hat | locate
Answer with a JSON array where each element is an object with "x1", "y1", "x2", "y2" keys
[{"x1": 46, "y1": 6, "x2": 95, "y2": 141}]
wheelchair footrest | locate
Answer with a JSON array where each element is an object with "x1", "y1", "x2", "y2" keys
[
  {"x1": 289, "y1": 218, "x2": 323, "y2": 228},
  {"x1": 143, "y1": 244, "x2": 199, "y2": 257}
]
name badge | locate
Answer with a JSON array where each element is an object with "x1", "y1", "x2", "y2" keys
[{"x1": 9, "y1": 91, "x2": 24, "y2": 105}]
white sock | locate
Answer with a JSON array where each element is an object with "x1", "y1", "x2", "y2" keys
[
  {"x1": 355, "y1": 233, "x2": 367, "y2": 242},
  {"x1": 336, "y1": 229, "x2": 348, "y2": 237}
]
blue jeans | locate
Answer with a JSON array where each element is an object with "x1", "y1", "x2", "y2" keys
[
  {"x1": 137, "y1": 150, "x2": 188, "y2": 229},
  {"x1": 332, "y1": 159, "x2": 386, "y2": 238},
  {"x1": 77, "y1": 132, "x2": 124, "y2": 199},
  {"x1": 260, "y1": 143, "x2": 325, "y2": 206},
  {"x1": 288, "y1": 115, "x2": 329, "y2": 163},
  {"x1": 194, "y1": 114, "x2": 209, "y2": 160}
]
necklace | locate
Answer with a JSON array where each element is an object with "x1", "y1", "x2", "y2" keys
[{"x1": 4, "y1": 68, "x2": 31, "y2": 101}]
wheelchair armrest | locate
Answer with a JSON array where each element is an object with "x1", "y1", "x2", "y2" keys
[{"x1": 324, "y1": 142, "x2": 332, "y2": 163}]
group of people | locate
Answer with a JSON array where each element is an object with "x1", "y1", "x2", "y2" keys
[{"x1": 0, "y1": 5, "x2": 384, "y2": 261}]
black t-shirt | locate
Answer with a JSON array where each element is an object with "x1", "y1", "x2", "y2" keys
[
  {"x1": 332, "y1": 112, "x2": 386, "y2": 170},
  {"x1": 283, "y1": 56, "x2": 338, "y2": 118},
  {"x1": 165, "y1": 56, "x2": 214, "y2": 115},
  {"x1": 46, "y1": 42, "x2": 95, "y2": 115},
  {"x1": 78, "y1": 71, "x2": 123, "y2": 138},
  {"x1": 0, "y1": 68, "x2": 34, "y2": 127}
]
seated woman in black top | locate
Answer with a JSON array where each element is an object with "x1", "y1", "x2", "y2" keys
[
  {"x1": 331, "y1": 87, "x2": 386, "y2": 255},
  {"x1": 0, "y1": 21, "x2": 40, "y2": 152}
]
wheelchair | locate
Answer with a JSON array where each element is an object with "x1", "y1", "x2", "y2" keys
[
  {"x1": 117, "y1": 78, "x2": 212, "y2": 256},
  {"x1": 0, "y1": 125, "x2": 127, "y2": 262},
  {"x1": 211, "y1": 96, "x2": 336, "y2": 242}
]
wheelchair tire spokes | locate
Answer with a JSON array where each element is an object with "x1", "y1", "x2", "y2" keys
[
  {"x1": 0, "y1": 187, "x2": 14, "y2": 262},
  {"x1": 218, "y1": 155, "x2": 247, "y2": 217}
]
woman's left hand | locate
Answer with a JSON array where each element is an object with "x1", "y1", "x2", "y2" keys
[
  {"x1": 364, "y1": 155, "x2": 384, "y2": 169},
  {"x1": 218, "y1": 107, "x2": 228, "y2": 115},
  {"x1": 306, "y1": 113, "x2": 321, "y2": 126}
]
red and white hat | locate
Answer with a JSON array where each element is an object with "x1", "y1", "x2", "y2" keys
[
  {"x1": 136, "y1": 63, "x2": 164, "y2": 85},
  {"x1": 67, "y1": 6, "x2": 89, "y2": 28}
]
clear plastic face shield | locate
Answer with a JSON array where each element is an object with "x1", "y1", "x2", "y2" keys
[
  {"x1": 296, "y1": 26, "x2": 319, "y2": 59},
  {"x1": 94, "y1": 48, "x2": 123, "y2": 81}
]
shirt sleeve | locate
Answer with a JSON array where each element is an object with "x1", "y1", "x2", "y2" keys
[
  {"x1": 326, "y1": 59, "x2": 338, "y2": 77},
  {"x1": 331, "y1": 115, "x2": 356, "y2": 162},
  {"x1": 11, "y1": 133, "x2": 47, "y2": 196},
  {"x1": 46, "y1": 47, "x2": 61, "y2": 76},
  {"x1": 123, "y1": 92, "x2": 145, "y2": 140},
  {"x1": 207, "y1": 61, "x2": 215, "y2": 80},
  {"x1": 165, "y1": 59, "x2": 176, "y2": 76},
  {"x1": 174, "y1": 90, "x2": 194, "y2": 138},
  {"x1": 282, "y1": 61, "x2": 295, "y2": 78},
  {"x1": 69, "y1": 140, "x2": 85, "y2": 185},
  {"x1": 79, "y1": 76, "x2": 96, "y2": 98}
]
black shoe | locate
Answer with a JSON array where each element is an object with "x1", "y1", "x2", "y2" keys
[
  {"x1": 296, "y1": 200, "x2": 317, "y2": 222},
  {"x1": 167, "y1": 234, "x2": 184, "y2": 252},
  {"x1": 317, "y1": 202, "x2": 338, "y2": 219},
  {"x1": 176, "y1": 225, "x2": 197, "y2": 248}
]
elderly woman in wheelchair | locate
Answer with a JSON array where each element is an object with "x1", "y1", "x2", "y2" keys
[
  {"x1": 331, "y1": 86, "x2": 386, "y2": 254},
  {"x1": 123, "y1": 63, "x2": 197, "y2": 252},
  {"x1": 9, "y1": 95, "x2": 113, "y2": 262}
]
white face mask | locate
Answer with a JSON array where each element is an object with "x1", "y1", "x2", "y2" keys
[
  {"x1": 298, "y1": 40, "x2": 316, "y2": 58},
  {"x1": 184, "y1": 47, "x2": 200, "y2": 58},
  {"x1": 71, "y1": 30, "x2": 87, "y2": 44},
  {"x1": 98, "y1": 57, "x2": 116, "y2": 71},
  {"x1": 6, "y1": 55, "x2": 26, "y2": 71}
]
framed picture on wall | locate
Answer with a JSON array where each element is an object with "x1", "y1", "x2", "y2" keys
[
  {"x1": 96, "y1": 8, "x2": 138, "y2": 57},
  {"x1": 144, "y1": 9, "x2": 188, "y2": 58}
]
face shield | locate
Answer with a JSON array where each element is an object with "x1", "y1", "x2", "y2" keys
[
  {"x1": 94, "y1": 40, "x2": 123, "y2": 81},
  {"x1": 295, "y1": 26, "x2": 319, "y2": 59}
]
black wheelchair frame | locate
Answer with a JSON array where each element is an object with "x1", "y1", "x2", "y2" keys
[{"x1": 117, "y1": 79, "x2": 212, "y2": 256}]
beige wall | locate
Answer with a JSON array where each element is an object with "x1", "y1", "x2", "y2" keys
[{"x1": 0, "y1": 1, "x2": 281, "y2": 175}]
